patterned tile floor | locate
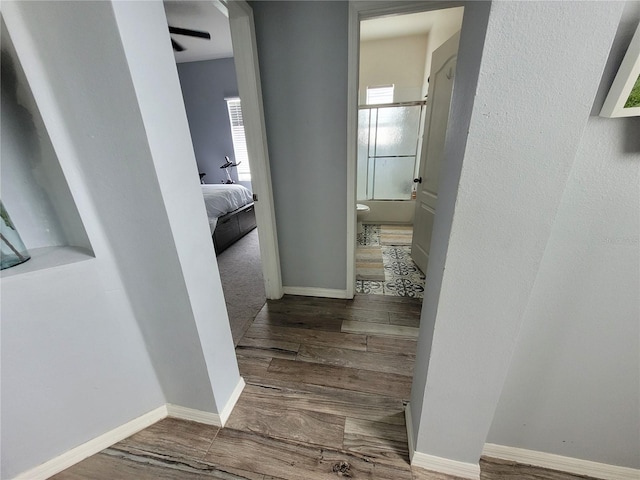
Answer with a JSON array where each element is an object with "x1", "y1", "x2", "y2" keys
[{"x1": 356, "y1": 224, "x2": 426, "y2": 298}]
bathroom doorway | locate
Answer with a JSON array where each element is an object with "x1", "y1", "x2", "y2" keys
[{"x1": 354, "y1": 7, "x2": 463, "y2": 298}]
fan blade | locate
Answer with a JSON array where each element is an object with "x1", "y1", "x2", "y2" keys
[
  {"x1": 168, "y1": 26, "x2": 211, "y2": 40},
  {"x1": 171, "y1": 39, "x2": 185, "y2": 52}
]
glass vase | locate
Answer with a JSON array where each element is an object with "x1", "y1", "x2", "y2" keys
[{"x1": 1, "y1": 201, "x2": 30, "y2": 270}]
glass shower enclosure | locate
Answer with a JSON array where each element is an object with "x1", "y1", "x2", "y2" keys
[{"x1": 357, "y1": 102, "x2": 425, "y2": 201}]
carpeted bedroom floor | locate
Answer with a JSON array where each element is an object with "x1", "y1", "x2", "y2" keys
[{"x1": 216, "y1": 228, "x2": 266, "y2": 345}]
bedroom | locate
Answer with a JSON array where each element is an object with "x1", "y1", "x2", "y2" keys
[{"x1": 165, "y1": 1, "x2": 265, "y2": 342}]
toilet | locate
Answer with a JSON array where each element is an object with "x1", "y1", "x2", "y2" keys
[{"x1": 356, "y1": 203, "x2": 370, "y2": 234}]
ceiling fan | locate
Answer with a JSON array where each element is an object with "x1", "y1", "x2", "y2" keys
[{"x1": 168, "y1": 26, "x2": 211, "y2": 52}]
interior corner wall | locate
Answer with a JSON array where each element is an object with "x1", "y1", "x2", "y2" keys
[
  {"x1": 111, "y1": 0, "x2": 241, "y2": 412},
  {"x1": 359, "y1": 34, "x2": 428, "y2": 103},
  {"x1": 1, "y1": 5, "x2": 166, "y2": 477},
  {"x1": 410, "y1": 0, "x2": 625, "y2": 466},
  {"x1": 486, "y1": 3, "x2": 640, "y2": 469},
  {"x1": 1, "y1": 2, "x2": 238, "y2": 475},
  {"x1": 177, "y1": 58, "x2": 251, "y2": 187},
  {"x1": 251, "y1": 0, "x2": 348, "y2": 290}
]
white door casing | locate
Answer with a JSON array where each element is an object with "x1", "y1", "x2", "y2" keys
[
  {"x1": 411, "y1": 31, "x2": 460, "y2": 273},
  {"x1": 226, "y1": 1, "x2": 283, "y2": 299}
]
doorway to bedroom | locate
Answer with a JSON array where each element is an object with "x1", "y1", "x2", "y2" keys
[
  {"x1": 354, "y1": 7, "x2": 463, "y2": 300},
  {"x1": 164, "y1": 0, "x2": 266, "y2": 344}
]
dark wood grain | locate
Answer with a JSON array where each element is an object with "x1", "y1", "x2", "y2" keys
[
  {"x1": 343, "y1": 417, "x2": 410, "y2": 467},
  {"x1": 236, "y1": 354, "x2": 272, "y2": 381},
  {"x1": 297, "y1": 344, "x2": 414, "y2": 376},
  {"x1": 203, "y1": 428, "x2": 413, "y2": 480},
  {"x1": 51, "y1": 450, "x2": 261, "y2": 480},
  {"x1": 389, "y1": 311, "x2": 421, "y2": 327},
  {"x1": 224, "y1": 394, "x2": 345, "y2": 447},
  {"x1": 479, "y1": 456, "x2": 604, "y2": 480},
  {"x1": 342, "y1": 319, "x2": 419, "y2": 338},
  {"x1": 50, "y1": 295, "x2": 597, "y2": 480},
  {"x1": 266, "y1": 358, "x2": 412, "y2": 399},
  {"x1": 343, "y1": 307, "x2": 391, "y2": 323},
  {"x1": 239, "y1": 382, "x2": 406, "y2": 426},
  {"x1": 115, "y1": 417, "x2": 218, "y2": 460},
  {"x1": 367, "y1": 335, "x2": 418, "y2": 355},
  {"x1": 235, "y1": 335, "x2": 299, "y2": 360},
  {"x1": 253, "y1": 310, "x2": 344, "y2": 332},
  {"x1": 244, "y1": 324, "x2": 368, "y2": 351}
]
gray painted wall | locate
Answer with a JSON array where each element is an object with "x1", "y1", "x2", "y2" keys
[
  {"x1": 487, "y1": 3, "x2": 640, "y2": 468},
  {"x1": 251, "y1": 0, "x2": 348, "y2": 290},
  {"x1": 177, "y1": 58, "x2": 251, "y2": 188}
]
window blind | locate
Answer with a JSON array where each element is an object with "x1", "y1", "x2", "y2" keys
[
  {"x1": 225, "y1": 98, "x2": 251, "y2": 181},
  {"x1": 366, "y1": 85, "x2": 394, "y2": 105}
]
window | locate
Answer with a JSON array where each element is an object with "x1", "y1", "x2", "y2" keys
[
  {"x1": 366, "y1": 85, "x2": 394, "y2": 105},
  {"x1": 225, "y1": 97, "x2": 251, "y2": 181}
]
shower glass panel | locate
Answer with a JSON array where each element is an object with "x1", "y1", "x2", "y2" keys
[
  {"x1": 374, "y1": 106, "x2": 422, "y2": 157},
  {"x1": 372, "y1": 157, "x2": 416, "y2": 200},
  {"x1": 357, "y1": 103, "x2": 424, "y2": 201}
]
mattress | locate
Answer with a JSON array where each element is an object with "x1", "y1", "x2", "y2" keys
[{"x1": 201, "y1": 184, "x2": 253, "y2": 233}]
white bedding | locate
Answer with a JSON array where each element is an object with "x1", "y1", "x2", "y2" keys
[{"x1": 201, "y1": 184, "x2": 253, "y2": 234}]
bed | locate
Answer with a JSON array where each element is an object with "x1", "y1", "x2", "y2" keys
[{"x1": 201, "y1": 184, "x2": 256, "y2": 254}]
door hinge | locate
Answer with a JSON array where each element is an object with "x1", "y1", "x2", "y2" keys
[{"x1": 253, "y1": 193, "x2": 258, "y2": 202}]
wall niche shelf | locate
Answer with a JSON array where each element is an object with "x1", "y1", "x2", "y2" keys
[{"x1": 1, "y1": 20, "x2": 93, "y2": 274}]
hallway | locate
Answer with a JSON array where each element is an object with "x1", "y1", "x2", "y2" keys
[{"x1": 52, "y1": 295, "x2": 598, "y2": 480}]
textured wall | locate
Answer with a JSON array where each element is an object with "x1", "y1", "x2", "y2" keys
[
  {"x1": 2, "y1": 1, "x2": 240, "y2": 476},
  {"x1": 487, "y1": 2, "x2": 640, "y2": 468},
  {"x1": 410, "y1": 0, "x2": 626, "y2": 467}
]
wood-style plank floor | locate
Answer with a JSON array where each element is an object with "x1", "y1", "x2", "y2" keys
[{"x1": 52, "y1": 295, "x2": 603, "y2": 480}]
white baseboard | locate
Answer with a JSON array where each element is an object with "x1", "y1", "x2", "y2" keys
[
  {"x1": 283, "y1": 286, "x2": 349, "y2": 299},
  {"x1": 218, "y1": 377, "x2": 246, "y2": 426},
  {"x1": 166, "y1": 403, "x2": 221, "y2": 427},
  {"x1": 411, "y1": 452, "x2": 481, "y2": 479},
  {"x1": 482, "y1": 443, "x2": 640, "y2": 480},
  {"x1": 405, "y1": 402, "x2": 416, "y2": 462},
  {"x1": 13, "y1": 405, "x2": 168, "y2": 480},
  {"x1": 12, "y1": 379, "x2": 248, "y2": 479},
  {"x1": 404, "y1": 402, "x2": 480, "y2": 480}
]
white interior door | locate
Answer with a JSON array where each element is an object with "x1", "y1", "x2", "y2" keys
[{"x1": 411, "y1": 31, "x2": 460, "y2": 273}]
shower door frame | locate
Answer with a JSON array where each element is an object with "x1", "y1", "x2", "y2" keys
[{"x1": 359, "y1": 100, "x2": 426, "y2": 201}]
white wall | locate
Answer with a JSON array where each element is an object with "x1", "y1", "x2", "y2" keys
[
  {"x1": 421, "y1": 8, "x2": 464, "y2": 97},
  {"x1": 1, "y1": 22, "x2": 90, "y2": 251},
  {"x1": 1, "y1": 1, "x2": 241, "y2": 477},
  {"x1": 487, "y1": 3, "x2": 640, "y2": 468},
  {"x1": 111, "y1": 0, "x2": 241, "y2": 412},
  {"x1": 359, "y1": 34, "x2": 428, "y2": 103},
  {"x1": 409, "y1": 0, "x2": 626, "y2": 470}
]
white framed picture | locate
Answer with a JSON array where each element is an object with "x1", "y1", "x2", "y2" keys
[{"x1": 600, "y1": 22, "x2": 640, "y2": 118}]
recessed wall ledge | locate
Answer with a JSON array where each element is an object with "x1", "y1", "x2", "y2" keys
[{"x1": 0, "y1": 246, "x2": 95, "y2": 279}]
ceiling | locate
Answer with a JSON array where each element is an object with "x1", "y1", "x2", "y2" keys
[
  {"x1": 360, "y1": 7, "x2": 464, "y2": 42},
  {"x1": 161, "y1": 3, "x2": 463, "y2": 63},
  {"x1": 163, "y1": 1, "x2": 233, "y2": 63}
]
